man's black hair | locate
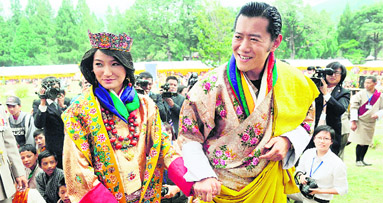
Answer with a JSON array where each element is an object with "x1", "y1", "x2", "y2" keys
[
  {"x1": 313, "y1": 125, "x2": 335, "y2": 141},
  {"x1": 166, "y1": 76, "x2": 178, "y2": 83},
  {"x1": 234, "y1": 2, "x2": 282, "y2": 41},
  {"x1": 38, "y1": 150, "x2": 57, "y2": 166},
  {"x1": 139, "y1": 71, "x2": 153, "y2": 79},
  {"x1": 366, "y1": 75, "x2": 377, "y2": 83},
  {"x1": 19, "y1": 144, "x2": 37, "y2": 155},
  {"x1": 33, "y1": 128, "x2": 45, "y2": 138},
  {"x1": 326, "y1": 62, "x2": 347, "y2": 85}
]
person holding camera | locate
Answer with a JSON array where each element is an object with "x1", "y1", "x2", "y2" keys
[
  {"x1": 162, "y1": 76, "x2": 185, "y2": 136},
  {"x1": 309, "y1": 62, "x2": 350, "y2": 156},
  {"x1": 288, "y1": 125, "x2": 348, "y2": 203},
  {"x1": 32, "y1": 76, "x2": 70, "y2": 169}
]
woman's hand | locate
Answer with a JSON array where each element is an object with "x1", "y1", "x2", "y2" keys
[
  {"x1": 299, "y1": 174, "x2": 308, "y2": 185},
  {"x1": 162, "y1": 185, "x2": 180, "y2": 199}
]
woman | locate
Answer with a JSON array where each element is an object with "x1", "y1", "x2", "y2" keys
[
  {"x1": 62, "y1": 31, "x2": 192, "y2": 203},
  {"x1": 288, "y1": 125, "x2": 348, "y2": 203}
]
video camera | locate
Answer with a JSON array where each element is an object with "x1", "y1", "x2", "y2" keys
[
  {"x1": 300, "y1": 177, "x2": 318, "y2": 199},
  {"x1": 307, "y1": 66, "x2": 334, "y2": 88},
  {"x1": 188, "y1": 72, "x2": 199, "y2": 90},
  {"x1": 36, "y1": 78, "x2": 64, "y2": 100},
  {"x1": 134, "y1": 75, "x2": 150, "y2": 94},
  {"x1": 161, "y1": 83, "x2": 178, "y2": 98}
]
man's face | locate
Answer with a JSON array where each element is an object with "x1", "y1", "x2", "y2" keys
[
  {"x1": 7, "y1": 104, "x2": 21, "y2": 117},
  {"x1": 232, "y1": 15, "x2": 281, "y2": 79},
  {"x1": 325, "y1": 68, "x2": 342, "y2": 87},
  {"x1": 141, "y1": 77, "x2": 153, "y2": 94},
  {"x1": 58, "y1": 186, "x2": 71, "y2": 203},
  {"x1": 167, "y1": 79, "x2": 178, "y2": 93},
  {"x1": 34, "y1": 134, "x2": 46, "y2": 149},
  {"x1": 364, "y1": 79, "x2": 377, "y2": 92},
  {"x1": 20, "y1": 151, "x2": 38, "y2": 169},
  {"x1": 40, "y1": 155, "x2": 57, "y2": 176}
]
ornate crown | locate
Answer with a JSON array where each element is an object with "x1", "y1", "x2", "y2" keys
[{"x1": 88, "y1": 30, "x2": 133, "y2": 52}]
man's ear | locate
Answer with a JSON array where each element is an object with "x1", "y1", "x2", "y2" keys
[{"x1": 270, "y1": 34, "x2": 283, "y2": 52}]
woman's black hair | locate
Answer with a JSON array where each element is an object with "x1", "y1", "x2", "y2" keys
[
  {"x1": 313, "y1": 125, "x2": 335, "y2": 141},
  {"x1": 326, "y1": 61, "x2": 347, "y2": 86},
  {"x1": 80, "y1": 48, "x2": 135, "y2": 88}
]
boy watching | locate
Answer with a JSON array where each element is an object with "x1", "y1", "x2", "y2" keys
[
  {"x1": 57, "y1": 178, "x2": 71, "y2": 203},
  {"x1": 36, "y1": 150, "x2": 65, "y2": 203},
  {"x1": 19, "y1": 144, "x2": 43, "y2": 189},
  {"x1": 33, "y1": 129, "x2": 46, "y2": 153}
]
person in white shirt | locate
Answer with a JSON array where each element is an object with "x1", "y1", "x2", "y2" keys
[{"x1": 288, "y1": 125, "x2": 348, "y2": 203}]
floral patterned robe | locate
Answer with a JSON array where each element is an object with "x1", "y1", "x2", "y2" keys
[
  {"x1": 177, "y1": 61, "x2": 318, "y2": 191},
  {"x1": 62, "y1": 88, "x2": 178, "y2": 203}
]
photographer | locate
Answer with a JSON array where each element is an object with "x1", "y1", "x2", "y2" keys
[
  {"x1": 308, "y1": 62, "x2": 350, "y2": 156},
  {"x1": 161, "y1": 76, "x2": 185, "y2": 136},
  {"x1": 288, "y1": 125, "x2": 348, "y2": 203},
  {"x1": 32, "y1": 76, "x2": 70, "y2": 169}
]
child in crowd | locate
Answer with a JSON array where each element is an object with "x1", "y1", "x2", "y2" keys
[
  {"x1": 33, "y1": 129, "x2": 46, "y2": 153},
  {"x1": 19, "y1": 144, "x2": 43, "y2": 189},
  {"x1": 57, "y1": 178, "x2": 71, "y2": 203},
  {"x1": 36, "y1": 150, "x2": 65, "y2": 203}
]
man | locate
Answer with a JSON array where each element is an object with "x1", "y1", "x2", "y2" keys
[
  {"x1": 6, "y1": 96, "x2": 37, "y2": 147},
  {"x1": 162, "y1": 76, "x2": 185, "y2": 136},
  {"x1": 310, "y1": 62, "x2": 350, "y2": 156},
  {"x1": 0, "y1": 104, "x2": 28, "y2": 203},
  {"x1": 176, "y1": 2, "x2": 318, "y2": 202},
  {"x1": 33, "y1": 77, "x2": 71, "y2": 169},
  {"x1": 349, "y1": 76, "x2": 383, "y2": 166}
]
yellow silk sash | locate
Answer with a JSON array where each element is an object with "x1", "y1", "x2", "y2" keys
[{"x1": 197, "y1": 161, "x2": 298, "y2": 203}]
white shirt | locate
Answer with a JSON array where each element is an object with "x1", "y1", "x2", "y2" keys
[{"x1": 296, "y1": 148, "x2": 348, "y2": 200}]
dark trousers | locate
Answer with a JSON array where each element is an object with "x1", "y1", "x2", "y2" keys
[{"x1": 356, "y1": 144, "x2": 369, "y2": 161}]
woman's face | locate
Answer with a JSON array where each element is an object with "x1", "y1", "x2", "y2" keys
[
  {"x1": 93, "y1": 50, "x2": 127, "y2": 93},
  {"x1": 314, "y1": 131, "x2": 333, "y2": 152}
]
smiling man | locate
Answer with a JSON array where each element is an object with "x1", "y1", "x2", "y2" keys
[{"x1": 176, "y1": 2, "x2": 319, "y2": 202}]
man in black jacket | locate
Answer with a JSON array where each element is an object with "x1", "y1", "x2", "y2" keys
[
  {"x1": 309, "y1": 62, "x2": 350, "y2": 156},
  {"x1": 33, "y1": 77, "x2": 70, "y2": 169}
]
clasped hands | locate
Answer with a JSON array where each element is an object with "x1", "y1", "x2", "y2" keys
[{"x1": 192, "y1": 136, "x2": 291, "y2": 202}]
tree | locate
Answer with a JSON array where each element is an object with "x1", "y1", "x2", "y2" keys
[
  {"x1": 192, "y1": 0, "x2": 234, "y2": 66},
  {"x1": 55, "y1": 0, "x2": 82, "y2": 64}
]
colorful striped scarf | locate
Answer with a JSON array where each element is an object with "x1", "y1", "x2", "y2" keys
[
  {"x1": 227, "y1": 52, "x2": 278, "y2": 117},
  {"x1": 94, "y1": 85, "x2": 140, "y2": 123}
]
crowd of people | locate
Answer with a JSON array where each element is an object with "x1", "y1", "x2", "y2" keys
[{"x1": 1, "y1": 1, "x2": 383, "y2": 203}]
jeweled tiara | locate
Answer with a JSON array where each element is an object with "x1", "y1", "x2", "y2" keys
[{"x1": 88, "y1": 30, "x2": 133, "y2": 52}]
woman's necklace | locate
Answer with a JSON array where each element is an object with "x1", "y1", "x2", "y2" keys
[{"x1": 101, "y1": 108, "x2": 139, "y2": 150}]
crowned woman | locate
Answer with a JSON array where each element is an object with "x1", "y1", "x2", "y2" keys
[{"x1": 61, "y1": 31, "x2": 193, "y2": 203}]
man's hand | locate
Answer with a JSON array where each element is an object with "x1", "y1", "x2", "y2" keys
[
  {"x1": 16, "y1": 176, "x2": 28, "y2": 191},
  {"x1": 164, "y1": 98, "x2": 175, "y2": 107},
  {"x1": 371, "y1": 114, "x2": 379, "y2": 120},
  {"x1": 193, "y1": 177, "x2": 221, "y2": 202},
  {"x1": 351, "y1": 120, "x2": 358, "y2": 131},
  {"x1": 162, "y1": 185, "x2": 180, "y2": 199},
  {"x1": 259, "y1": 136, "x2": 291, "y2": 161},
  {"x1": 57, "y1": 93, "x2": 66, "y2": 108},
  {"x1": 319, "y1": 78, "x2": 328, "y2": 95}
]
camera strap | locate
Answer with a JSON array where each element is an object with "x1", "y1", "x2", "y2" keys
[{"x1": 310, "y1": 157, "x2": 323, "y2": 177}]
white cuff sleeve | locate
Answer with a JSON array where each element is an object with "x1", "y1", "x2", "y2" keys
[
  {"x1": 376, "y1": 110, "x2": 383, "y2": 120},
  {"x1": 350, "y1": 109, "x2": 358, "y2": 121},
  {"x1": 38, "y1": 105, "x2": 47, "y2": 112},
  {"x1": 182, "y1": 141, "x2": 217, "y2": 182},
  {"x1": 323, "y1": 93, "x2": 331, "y2": 102},
  {"x1": 281, "y1": 125, "x2": 311, "y2": 169}
]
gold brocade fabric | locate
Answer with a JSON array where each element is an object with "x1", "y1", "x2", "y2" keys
[{"x1": 62, "y1": 89, "x2": 179, "y2": 203}]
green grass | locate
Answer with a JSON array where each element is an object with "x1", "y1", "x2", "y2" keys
[{"x1": 332, "y1": 120, "x2": 383, "y2": 203}]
